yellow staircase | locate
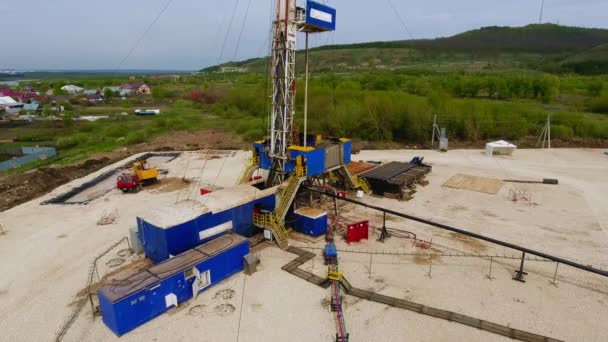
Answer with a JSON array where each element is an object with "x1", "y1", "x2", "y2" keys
[
  {"x1": 253, "y1": 160, "x2": 307, "y2": 249},
  {"x1": 353, "y1": 176, "x2": 371, "y2": 193},
  {"x1": 335, "y1": 166, "x2": 371, "y2": 194},
  {"x1": 253, "y1": 212, "x2": 289, "y2": 248},
  {"x1": 239, "y1": 153, "x2": 259, "y2": 184}
]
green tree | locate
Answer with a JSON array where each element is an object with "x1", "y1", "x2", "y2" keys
[
  {"x1": 62, "y1": 113, "x2": 74, "y2": 128},
  {"x1": 587, "y1": 80, "x2": 604, "y2": 97},
  {"x1": 486, "y1": 77, "x2": 498, "y2": 98},
  {"x1": 104, "y1": 88, "x2": 114, "y2": 99},
  {"x1": 539, "y1": 75, "x2": 560, "y2": 102},
  {"x1": 52, "y1": 84, "x2": 67, "y2": 96}
]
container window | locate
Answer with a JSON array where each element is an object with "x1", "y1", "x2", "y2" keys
[{"x1": 184, "y1": 268, "x2": 194, "y2": 279}]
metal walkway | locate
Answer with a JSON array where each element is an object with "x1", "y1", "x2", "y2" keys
[{"x1": 281, "y1": 247, "x2": 563, "y2": 342}]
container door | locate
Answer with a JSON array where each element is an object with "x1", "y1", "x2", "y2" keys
[
  {"x1": 324, "y1": 144, "x2": 341, "y2": 170},
  {"x1": 192, "y1": 268, "x2": 211, "y2": 299}
]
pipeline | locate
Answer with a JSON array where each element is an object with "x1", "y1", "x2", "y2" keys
[
  {"x1": 305, "y1": 186, "x2": 608, "y2": 279},
  {"x1": 327, "y1": 225, "x2": 348, "y2": 342}
]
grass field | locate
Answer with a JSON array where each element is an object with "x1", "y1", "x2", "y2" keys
[{"x1": 1, "y1": 50, "x2": 607, "y2": 174}]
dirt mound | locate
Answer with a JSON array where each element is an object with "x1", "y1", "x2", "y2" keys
[
  {"x1": 0, "y1": 157, "x2": 110, "y2": 212},
  {"x1": 138, "y1": 129, "x2": 247, "y2": 152},
  {"x1": 0, "y1": 128, "x2": 247, "y2": 213}
]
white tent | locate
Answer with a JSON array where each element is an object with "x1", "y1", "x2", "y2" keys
[{"x1": 486, "y1": 140, "x2": 517, "y2": 156}]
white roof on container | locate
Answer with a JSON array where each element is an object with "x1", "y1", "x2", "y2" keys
[
  {"x1": 137, "y1": 184, "x2": 278, "y2": 229},
  {"x1": 202, "y1": 184, "x2": 277, "y2": 213},
  {"x1": 137, "y1": 200, "x2": 207, "y2": 228}
]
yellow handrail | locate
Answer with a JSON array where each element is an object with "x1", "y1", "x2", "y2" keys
[
  {"x1": 355, "y1": 176, "x2": 370, "y2": 193},
  {"x1": 239, "y1": 155, "x2": 259, "y2": 184}
]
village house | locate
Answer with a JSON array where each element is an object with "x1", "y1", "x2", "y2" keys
[
  {"x1": 0, "y1": 88, "x2": 21, "y2": 99},
  {"x1": 119, "y1": 82, "x2": 151, "y2": 96},
  {"x1": 83, "y1": 89, "x2": 101, "y2": 96},
  {"x1": 0, "y1": 96, "x2": 24, "y2": 114},
  {"x1": 61, "y1": 84, "x2": 84, "y2": 94},
  {"x1": 20, "y1": 87, "x2": 39, "y2": 103},
  {"x1": 85, "y1": 94, "x2": 103, "y2": 103}
]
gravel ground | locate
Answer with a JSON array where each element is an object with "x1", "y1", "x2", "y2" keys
[{"x1": 0, "y1": 148, "x2": 606, "y2": 342}]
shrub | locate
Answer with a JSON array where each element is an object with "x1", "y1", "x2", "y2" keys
[
  {"x1": 125, "y1": 132, "x2": 145, "y2": 145},
  {"x1": 105, "y1": 125, "x2": 130, "y2": 138},
  {"x1": 17, "y1": 129, "x2": 54, "y2": 142},
  {"x1": 55, "y1": 134, "x2": 88, "y2": 149},
  {"x1": 551, "y1": 125, "x2": 574, "y2": 139},
  {"x1": 588, "y1": 96, "x2": 608, "y2": 114}
]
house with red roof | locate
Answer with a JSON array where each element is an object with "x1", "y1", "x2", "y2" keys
[{"x1": 0, "y1": 88, "x2": 21, "y2": 99}]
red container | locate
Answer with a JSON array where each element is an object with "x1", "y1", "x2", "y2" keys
[
  {"x1": 359, "y1": 221, "x2": 369, "y2": 240},
  {"x1": 347, "y1": 224, "x2": 359, "y2": 243},
  {"x1": 346, "y1": 221, "x2": 369, "y2": 243}
]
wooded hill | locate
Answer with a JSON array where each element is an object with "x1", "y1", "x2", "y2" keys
[{"x1": 203, "y1": 24, "x2": 608, "y2": 75}]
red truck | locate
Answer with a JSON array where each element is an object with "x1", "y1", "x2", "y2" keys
[{"x1": 116, "y1": 173, "x2": 142, "y2": 193}]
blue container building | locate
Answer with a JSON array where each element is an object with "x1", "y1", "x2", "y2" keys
[
  {"x1": 137, "y1": 185, "x2": 276, "y2": 264},
  {"x1": 98, "y1": 234, "x2": 249, "y2": 336},
  {"x1": 293, "y1": 207, "x2": 328, "y2": 237}
]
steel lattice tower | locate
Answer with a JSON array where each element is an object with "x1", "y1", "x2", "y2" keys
[{"x1": 268, "y1": 0, "x2": 297, "y2": 186}]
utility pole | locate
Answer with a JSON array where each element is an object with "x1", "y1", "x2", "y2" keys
[
  {"x1": 539, "y1": 0, "x2": 545, "y2": 24},
  {"x1": 303, "y1": 32, "x2": 310, "y2": 148},
  {"x1": 431, "y1": 115, "x2": 441, "y2": 150},
  {"x1": 536, "y1": 113, "x2": 551, "y2": 149},
  {"x1": 431, "y1": 114, "x2": 436, "y2": 149},
  {"x1": 547, "y1": 113, "x2": 551, "y2": 150}
]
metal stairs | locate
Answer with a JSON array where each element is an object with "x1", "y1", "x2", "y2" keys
[
  {"x1": 239, "y1": 154, "x2": 259, "y2": 184},
  {"x1": 335, "y1": 166, "x2": 371, "y2": 193},
  {"x1": 254, "y1": 165, "x2": 307, "y2": 249}
]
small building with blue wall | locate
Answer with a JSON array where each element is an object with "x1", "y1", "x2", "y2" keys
[
  {"x1": 98, "y1": 234, "x2": 249, "y2": 336},
  {"x1": 293, "y1": 207, "x2": 328, "y2": 237},
  {"x1": 137, "y1": 184, "x2": 276, "y2": 264}
]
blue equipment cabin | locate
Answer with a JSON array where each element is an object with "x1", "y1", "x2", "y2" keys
[
  {"x1": 98, "y1": 234, "x2": 249, "y2": 336},
  {"x1": 253, "y1": 136, "x2": 352, "y2": 179},
  {"x1": 137, "y1": 185, "x2": 276, "y2": 264}
]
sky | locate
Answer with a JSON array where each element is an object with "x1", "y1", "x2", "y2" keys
[{"x1": 1, "y1": 0, "x2": 607, "y2": 71}]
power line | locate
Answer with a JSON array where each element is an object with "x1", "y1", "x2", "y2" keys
[
  {"x1": 115, "y1": 0, "x2": 175, "y2": 71},
  {"x1": 386, "y1": 0, "x2": 414, "y2": 40},
  {"x1": 233, "y1": 0, "x2": 252, "y2": 61},
  {"x1": 217, "y1": 0, "x2": 241, "y2": 64}
]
